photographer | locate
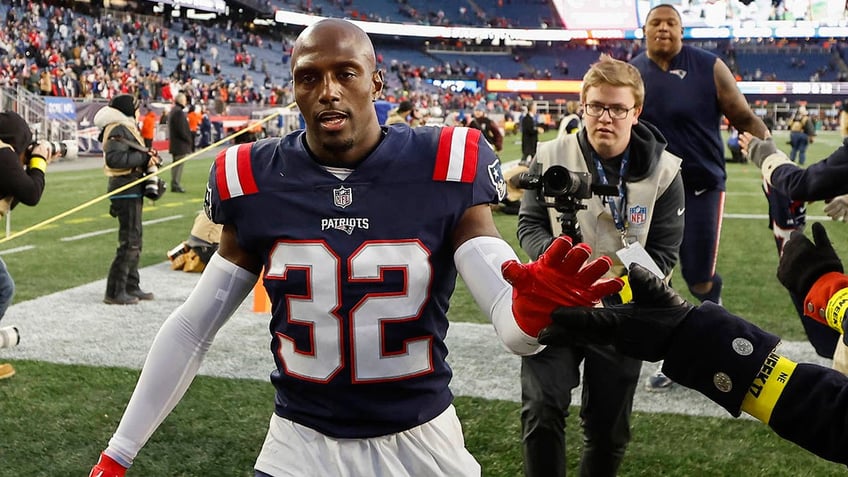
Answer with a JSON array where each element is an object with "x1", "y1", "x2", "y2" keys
[
  {"x1": 0, "y1": 111, "x2": 59, "y2": 379},
  {"x1": 384, "y1": 100, "x2": 420, "y2": 127},
  {"x1": 468, "y1": 103, "x2": 503, "y2": 153},
  {"x1": 516, "y1": 55, "x2": 684, "y2": 477},
  {"x1": 95, "y1": 94, "x2": 160, "y2": 305}
]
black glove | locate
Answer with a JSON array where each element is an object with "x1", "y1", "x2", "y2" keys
[
  {"x1": 745, "y1": 135, "x2": 778, "y2": 168},
  {"x1": 777, "y1": 222, "x2": 843, "y2": 299},
  {"x1": 538, "y1": 264, "x2": 695, "y2": 362}
]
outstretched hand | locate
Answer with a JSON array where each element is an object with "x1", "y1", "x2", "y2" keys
[
  {"x1": 738, "y1": 132, "x2": 777, "y2": 168},
  {"x1": 778, "y1": 222, "x2": 843, "y2": 299},
  {"x1": 824, "y1": 195, "x2": 848, "y2": 222},
  {"x1": 501, "y1": 236, "x2": 623, "y2": 337},
  {"x1": 538, "y1": 263, "x2": 694, "y2": 362},
  {"x1": 779, "y1": 222, "x2": 848, "y2": 328}
]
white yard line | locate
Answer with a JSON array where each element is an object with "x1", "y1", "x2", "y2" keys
[{"x1": 0, "y1": 245, "x2": 36, "y2": 255}]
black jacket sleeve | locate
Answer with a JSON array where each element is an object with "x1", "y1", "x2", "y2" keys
[
  {"x1": 645, "y1": 172, "x2": 685, "y2": 276},
  {"x1": 770, "y1": 140, "x2": 848, "y2": 201},
  {"x1": 516, "y1": 187, "x2": 555, "y2": 260},
  {"x1": 104, "y1": 125, "x2": 150, "y2": 195},
  {"x1": 769, "y1": 363, "x2": 848, "y2": 465},
  {"x1": 663, "y1": 303, "x2": 848, "y2": 466},
  {"x1": 104, "y1": 125, "x2": 149, "y2": 171},
  {"x1": 0, "y1": 147, "x2": 45, "y2": 207}
]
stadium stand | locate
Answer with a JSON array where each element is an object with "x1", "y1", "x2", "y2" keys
[{"x1": 1, "y1": 0, "x2": 848, "y2": 155}]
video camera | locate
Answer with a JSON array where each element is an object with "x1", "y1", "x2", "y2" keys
[
  {"x1": 515, "y1": 162, "x2": 618, "y2": 241},
  {"x1": 26, "y1": 139, "x2": 78, "y2": 161},
  {"x1": 515, "y1": 163, "x2": 593, "y2": 200}
]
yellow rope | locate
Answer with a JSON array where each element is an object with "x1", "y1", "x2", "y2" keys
[{"x1": 0, "y1": 108, "x2": 289, "y2": 245}]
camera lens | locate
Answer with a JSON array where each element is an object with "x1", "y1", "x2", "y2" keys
[
  {"x1": 544, "y1": 167, "x2": 571, "y2": 194},
  {"x1": 543, "y1": 166, "x2": 592, "y2": 199},
  {"x1": 0, "y1": 326, "x2": 20, "y2": 349}
]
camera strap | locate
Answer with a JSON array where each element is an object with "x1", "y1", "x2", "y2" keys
[
  {"x1": 592, "y1": 150, "x2": 629, "y2": 244},
  {"x1": 108, "y1": 135, "x2": 149, "y2": 153}
]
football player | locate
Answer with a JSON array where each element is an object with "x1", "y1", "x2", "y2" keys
[
  {"x1": 89, "y1": 19, "x2": 622, "y2": 477},
  {"x1": 631, "y1": 4, "x2": 773, "y2": 391}
]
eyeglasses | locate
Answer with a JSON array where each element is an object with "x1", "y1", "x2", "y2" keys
[{"x1": 583, "y1": 103, "x2": 634, "y2": 120}]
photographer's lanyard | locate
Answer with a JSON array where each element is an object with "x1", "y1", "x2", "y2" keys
[{"x1": 593, "y1": 150, "x2": 630, "y2": 247}]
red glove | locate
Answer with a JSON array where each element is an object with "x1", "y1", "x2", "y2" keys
[
  {"x1": 804, "y1": 271, "x2": 848, "y2": 333},
  {"x1": 501, "y1": 236, "x2": 624, "y2": 337},
  {"x1": 89, "y1": 452, "x2": 127, "y2": 477}
]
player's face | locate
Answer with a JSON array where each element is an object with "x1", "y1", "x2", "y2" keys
[
  {"x1": 643, "y1": 6, "x2": 683, "y2": 58},
  {"x1": 583, "y1": 84, "x2": 640, "y2": 160},
  {"x1": 292, "y1": 21, "x2": 384, "y2": 166}
]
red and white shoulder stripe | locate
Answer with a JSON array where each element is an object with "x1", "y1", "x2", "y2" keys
[
  {"x1": 432, "y1": 127, "x2": 481, "y2": 183},
  {"x1": 214, "y1": 143, "x2": 259, "y2": 200}
]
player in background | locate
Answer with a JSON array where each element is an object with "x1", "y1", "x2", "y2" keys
[
  {"x1": 89, "y1": 18, "x2": 623, "y2": 477},
  {"x1": 631, "y1": 3, "x2": 773, "y2": 390}
]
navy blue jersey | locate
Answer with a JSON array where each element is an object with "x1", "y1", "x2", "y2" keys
[
  {"x1": 205, "y1": 125, "x2": 505, "y2": 438},
  {"x1": 631, "y1": 46, "x2": 725, "y2": 191},
  {"x1": 769, "y1": 137, "x2": 848, "y2": 201}
]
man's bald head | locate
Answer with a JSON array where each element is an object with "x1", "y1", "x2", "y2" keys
[
  {"x1": 292, "y1": 19, "x2": 376, "y2": 72},
  {"x1": 289, "y1": 18, "x2": 385, "y2": 167}
]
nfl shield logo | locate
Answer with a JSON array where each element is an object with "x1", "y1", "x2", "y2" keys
[
  {"x1": 629, "y1": 205, "x2": 647, "y2": 225},
  {"x1": 333, "y1": 186, "x2": 353, "y2": 209}
]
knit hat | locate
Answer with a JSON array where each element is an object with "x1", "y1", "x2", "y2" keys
[
  {"x1": 110, "y1": 94, "x2": 138, "y2": 117},
  {"x1": 397, "y1": 101, "x2": 414, "y2": 113},
  {"x1": 474, "y1": 103, "x2": 487, "y2": 113},
  {"x1": 0, "y1": 112, "x2": 33, "y2": 155}
]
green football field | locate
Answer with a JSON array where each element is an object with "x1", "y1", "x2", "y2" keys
[{"x1": 0, "y1": 128, "x2": 845, "y2": 475}]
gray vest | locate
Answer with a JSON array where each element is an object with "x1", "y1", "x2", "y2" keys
[{"x1": 535, "y1": 134, "x2": 681, "y2": 276}]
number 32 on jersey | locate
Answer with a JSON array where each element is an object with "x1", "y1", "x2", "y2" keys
[{"x1": 266, "y1": 240, "x2": 435, "y2": 384}]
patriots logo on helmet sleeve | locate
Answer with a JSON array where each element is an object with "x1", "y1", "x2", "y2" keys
[
  {"x1": 203, "y1": 182, "x2": 215, "y2": 221},
  {"x1": 488, "y1": 159, "x2": 507, "y2": 201}
]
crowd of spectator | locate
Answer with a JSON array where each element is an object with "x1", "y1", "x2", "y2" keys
[{"x1": 0, "y1": 2, "x2": 295, "y2": 113}]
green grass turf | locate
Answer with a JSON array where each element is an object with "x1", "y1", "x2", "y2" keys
[
  {"x1": 0, "y1": 129, "x2": 846, "y2": 475},
  {"x1": 1, "y1": 360, "x2": 843, "y2": 475}
]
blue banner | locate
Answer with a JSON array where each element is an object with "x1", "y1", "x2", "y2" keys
[{"x1": 44, "y1": 97, "x2": 77, "y2": 121}]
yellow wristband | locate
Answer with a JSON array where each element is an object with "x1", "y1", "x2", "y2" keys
[
  {"x1": 825, "y1": 287, "x2": 848, "y2": 334},
  {"x1": 618, "y1": 274, "x2": 632, "y2": 304},
  {"x1": 28, "y1": 156, "x2": 47, "y2": 173},
  {"x1": 741, "y1": 352, "x2": 797, "y2": 424}
]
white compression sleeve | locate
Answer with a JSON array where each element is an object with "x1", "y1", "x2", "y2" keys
[
  {"x1": 104, "y1": 253, "x2": 258, "y2": 466},
  {"x1": 454, "y1": 236, "x2": 544, "y2": 356}
]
